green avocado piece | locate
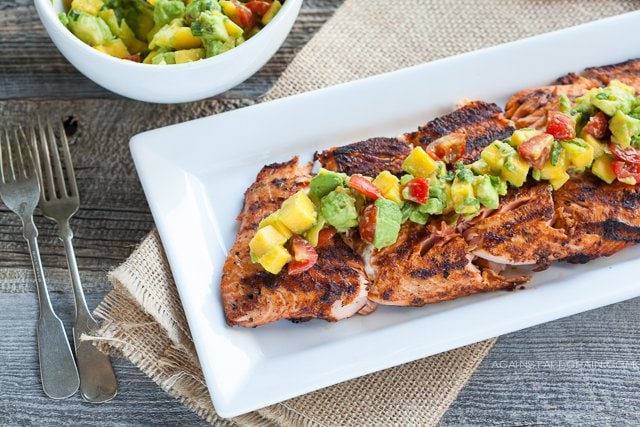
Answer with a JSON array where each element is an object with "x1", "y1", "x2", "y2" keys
[
  {"x1": 197, "y1": 11, "x2": 229, "y2": 43},
  {"x1": 372, "y1": 198, "x2": 402, "y2": 249},
  {"x1": 320, "y1": 189, "x2": 358, "y2": 232},
  {"x1": 184, "y1": 0, "x2": 220, "y2": 24},
  {"x1": 422, "y1": 197, "x2": 444, "y2": 215},
  {"x1": 591, "y1": 86, "x2": 635, "y2": 116},
  {"x1": 474, "y1": 175, "x2": 499, "y2": 209},
  {"x1": 408, "y1": 209, "x2": 429, "y2": 225},
  {"x1": 609, "y1": 110, "x2": 640, "y2": 148},
  {"x1": 153, "y1": 0, "x2": 185, "y2": 26},
  {"x1": 151, "y1": 51, "x2": 176, "y2": 64},
  {"x1": 68, "y1": 11, "x2": 114, "y2": 46},
  {"x1": 310, "y1": 169, "x2": 347, "y2": 199},
  {"x1": 489, "y1": 175, "x2": 508, "y2": 196}
]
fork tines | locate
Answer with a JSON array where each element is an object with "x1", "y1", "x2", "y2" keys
[
  {"x1": 0, "y1": 127, "x2": 36, "y2": 184},
  {"x1": 33, "y1": 117, "x2": 78, "y2": 202}
]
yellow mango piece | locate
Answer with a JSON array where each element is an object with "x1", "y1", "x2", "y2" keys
[
  {"x1": 373, "y1": 171, "x2": 402, "y2": 205},
  {"x1": 258, "y1": 245, "x2": 291, "y2": 274},
  {"x1": 259, "y1": 211, "x2": 293, "y2": 239},
  {"x1": 510, "y1": 128, "x2": 543, "y2": 147},
  {"x1": 279, "y1": 191, "x2": 317, "y2": 234},
  {"x1": 224, "y1": 18, "x2": 244, "y2": 38},
  {"x1": 561, "y1": 139, "x2": 594, "y2": 169},
  {"x1": 173, "y1": 27, "x2": 202, "y2": 50},
  {"x1": 219, "y1": 0, "x2": 238, "y2": 20},
  {"x1": 581, "y1": 132, "x2": 606, "y2": 159},
  {"x1": 249, "y1": 225, "x2": 287, "y2": 259},
  {"x1": 71, "y1": 0, "x2": 104, "y2": 16},
  {"x1": 175, "y1": 48, "x2": 205, "y2": 63},
  {"x1": 143, "y1": 50, "x2": 160, "y2": 64},
  {"x1": 549, "y1": 171, "x2": 570, "y2": 190},
  {"x1": 501, "y1": 153, "x2": 530, "y2": 187},
  {"x1": 591, "y1": 155, "x2": 617, "y2": 184},
  {"x1": 94, "y1": 38, "x2": 130, "y2": 58},
  {"x1": 262, "y1": 0, "x2": 281, "y2": 25},
  {"x1": 402, "y1": 147, "x2": 438, "y2": 177},
  {"x1": 539, "y1": 151, "x2": 567, "y2": 181}
]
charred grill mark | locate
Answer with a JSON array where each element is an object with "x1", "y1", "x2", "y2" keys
[
  {"x1": 412, "y1": 101, "x2": 503, "y2": 142},
  {"x1": 315, "y1": 137, "x2": 412, "y2": 176},
  {"x1": 602, "y1": 220, "x2": 640, "y2": 243},
  {"x1": 584, "y1": 59, "x2": 640, "y2": 90}
]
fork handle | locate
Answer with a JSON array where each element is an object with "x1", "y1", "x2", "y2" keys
[
  {"x1": 23, "y1": 217, "x2": 80, "y2": 399},
  {"x1": 59, "y1": 222, "x2": 118, "y2": 403}
]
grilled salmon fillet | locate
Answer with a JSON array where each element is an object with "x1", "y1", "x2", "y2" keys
[
  {"x1": 368, "y1": 222, "x2": 527, "y2": 306},
  {"x1": 584, "y1": 58, "x2": 640, "y2": 92},
  {"x1": 221, "y1": 157, "x2": 369, "y2": 327},
  {"x1": 401, "y1": 101, "x2": 514, "y2": 163},
  {"x1": 315, "y1": 137, "x2": 412, "y2": 177},
  {"x1": 464, "y1": 183, "x2": 573, "y2": 267},
  {"x1": 553, "y1": 173, "x2": 640, "y2": 264},
  {"x1": 505, "y1": 74, "x2": 601, "y2": 129}
]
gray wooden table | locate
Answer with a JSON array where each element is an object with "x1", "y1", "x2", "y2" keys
[{"x1": 2, "y1": 1, "x2": 640, "y2": 425}]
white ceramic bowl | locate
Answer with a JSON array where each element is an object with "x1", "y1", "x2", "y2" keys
[{"x1": 34, "y1": 0, "x2": 303, "y2": 103}]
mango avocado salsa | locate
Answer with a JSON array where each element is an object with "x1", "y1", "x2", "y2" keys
[
  {"x1": 249, "y1": 80, "x2": 640, "y2": 276},
  {"x1": 59, "y1": 0, "x2": 283, "y2": 63}
]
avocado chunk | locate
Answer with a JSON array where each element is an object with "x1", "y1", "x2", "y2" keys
[
  {"x1": 590, "y1": 84, "x2": 636, "y2": 116},
  {"x1": 371, "y1": 198, "x2": 402, "y2": 249},
  {"x1": 321, "y1": 189, "x2": 359, "y2": 232},
  {"x1": 153, "y1": 0, "x2": 185, "y2": 26},
  {"x1": 310, "y1": 169, "x2": 347, "y2": 199},
  {"x1": 489, "y1": 175, "x2": 508, "y2": 196},
  {"x1": 68, "y1": 11, "x2": 113, "y2": 46},
  {"x1": 609, "y1": 110, "x2": 640, "y2": 148},
  {"x1": 184, "y1": 0, "x2": 221, "y2": 24},
  {"x1": 474, "y1": 175, "x2": 499, "y2": 209}
]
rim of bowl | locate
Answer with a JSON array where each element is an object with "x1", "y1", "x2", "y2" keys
[{"x1": 35, "y1": 0, "x2": 302, "y2": 71}]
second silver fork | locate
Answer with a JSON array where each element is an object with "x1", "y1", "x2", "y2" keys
[{"x1": 32, "y1": 119, "x2": 118, "y2": 403}]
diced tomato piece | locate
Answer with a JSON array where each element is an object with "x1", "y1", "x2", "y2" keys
[
  {"x1": 609, "y1": 143, "x2": 640, "y2": 164},
  {"x1": 287, "y1": 236, "x2": 318, "y2": 275},
  {"x1": 125, "y1": 54, "x2": 141, "y2": 63},
  {"x1": 517, "y1": 133, "x2": 554, "y2": 170},
  {"x1": 402, "y1": 177, "x2": 429, "y2": 204},
  {"x1": 584, "y1": 112, "x2": 609, "y2": 139},
  {"x1": 546, "y1": 111, "x2": 576, "y2": 140},
  {"x1": 316, "y1": 226, "x2": 336, "y2": 248},
  {"x1": 348, "y1": 175, "x2": 383, "y2": 199},
  {"x1": 426, "y1": 134, "x2": 466, "y2": 163},
  {"x1": 612, "y1": 160, "x2": 640, "y2": 184},
  {"x1": 245, "y1": 0, "x2": 272, "y2": 15},
  {"x1": 232, "y1": 0, "x2": 255, "y2": 29},
  {"x1": 359, "y1": 204, "x2": 377, "y2": 245}
]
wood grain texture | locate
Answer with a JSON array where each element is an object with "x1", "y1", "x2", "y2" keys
[
  {"x1": 440, "y1": 297, "x2": 640, "y2": 426},
  {"x1": 0, "y1": 0, "x2": 342, "y2": 100}
]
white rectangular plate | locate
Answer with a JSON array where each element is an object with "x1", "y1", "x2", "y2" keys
[{"x1": 131, "y1": 11, "x2": 640, "y2": 418}]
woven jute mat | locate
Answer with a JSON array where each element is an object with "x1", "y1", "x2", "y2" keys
[{"x1": 93, "y1": 1, "x2": 640, "y2": 425}]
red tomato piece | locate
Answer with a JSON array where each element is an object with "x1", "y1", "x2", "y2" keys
[
  {"x1": 584, "y1": 112, "x2": 609, "y2": 139},
  {"x1": 348, "y1": 175, "x2": 383, "y2": 199},
  {"x1": 359, "y1": 204, "x2": 377, "y2": 245},
  {"x1": 245, "y1": 0, "x2": 271, "y2": 15},
  {"x1": 125, "y1": 54, "x2": 141, "y2": 63},
  {"x1": 609, "y1": 143, "x2": 640, "y2": 164},
  {"x1": 426, "y1": 134, "x2": 466, "y2": 163},
  {"x1": 546, "y1": 111, "x2": 576, "y2": 140},
  {"x1": 612, "y1": 160, "x2": 640, "y2": 184},
  {"x1": 232, "y1": 0, "x2": 255, "y2": 29},
  {"x1": 316, "y1": 226, "x2": 336, "y2": 248},
  {"x1": 402, "y1": 177, "x2": 430, "y2": 204},
  {"x1": 517, "y1": 133, "x2": 554, "y2": 170},
  {"x1": 288, "y1": 236, "x2": 318, "y2": 275}
]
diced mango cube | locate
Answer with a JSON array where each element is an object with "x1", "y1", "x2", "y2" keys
[
  {"x1": 549, "y1": 171, "x2": 570, "y2": 190},
  {"x1": 481, "y1": 141, "x2": 515, "y2": 174},
  {"x1": 561, "y1": 139, "x2": 594, "y2": 169},
  {"x1": 591, "y1": 155, "x2": 617, "y2": 184},
  {"x1": 259, "y1": 211, "x2": 293, "y2": 239},
  {"x1": 500, "y1": 153, "x2": 530, "y2": 187},
  {"x1": 224, "y1": 18, "x2": 244, "y2": 38},
  {"x1": 175, "y1": 48, "x2": 205, "y2": 63},
  {"x1": 173, "y1": 27, "x2": 202, "y2": 50},
  {"x1": 71, "y1": 0, "x2": 104, "y2": 16},
  {"x1": 539, "y1": 150, "x2": 567, "y2": 181},
  {"x1": 510, "y1": 128, "x2": 542, "y2": 147},
  {"x1": 249, "y1": 225, "x2": 287, "y2": 259},
  {"x1": 373, "y1": 171, "x2": 402, "y2": 205},
  {"x1": 94, "y1": 38, "x2": 130, "y2": 58},
  {"x1": 402, "y1": 147, "x2": 438, "y2": 177},
  {"x1": 258, "y1": 245, "x2": 291, "y2": 274},
  {"x1": 581, "y1": 132, "x2": 606, "y2": 159},
  {"x1": 279, "y1": 191, "x2": 317, "y2": 234}
]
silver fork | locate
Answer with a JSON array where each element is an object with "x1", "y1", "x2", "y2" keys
[
  {"x1": 32, "y1": 118, "x2": 118, "y2": 403},
  {"x1": 0, "y1": 127, "x2": 80, "y2": 399}
]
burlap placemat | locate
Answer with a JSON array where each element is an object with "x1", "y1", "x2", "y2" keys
[{"x1": 93, "y1": 1, "x2": 640, "y2": 425}]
